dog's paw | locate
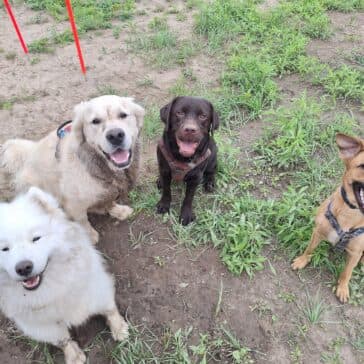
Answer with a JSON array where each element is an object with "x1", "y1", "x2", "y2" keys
[
  {"x1": 156, "y1": 200, "x2": 170, "y2": 214},
  {"x1": 107, "y1": 310, "x2": 129, "y2": 341},
  {"x1": 110, "y1": 205, "x2": 134, "y2": 221},
  {"x1": 336, "y1": 283, "x2": 349, "y2": 303},
  {"x1": 179, "y1": 209, "x2": 195, "y2": 226},
  {"x1": 291, "y1": 255, "x2": 310, "y2": 270},
  {"x1": 203, "y1": 181, "x2": 215, "y2": 193},
  {"x1": 111, "y1": 319, "x2": 129, "y2": 341},
  {"x1": 64, "y1": 340, "x2": 86, "y2": 364}
]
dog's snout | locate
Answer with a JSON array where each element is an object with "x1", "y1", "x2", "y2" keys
[
  {"x1": 183, "y1": 125, "x2": 197, "y2": 134},
  {"x1": 15, "y1": 260, "x2": 34, "y2": 277},
  {"x1": 106, "y1": 129, "x2": 125, "y2": 146}
]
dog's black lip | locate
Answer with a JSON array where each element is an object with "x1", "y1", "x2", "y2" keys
[
  {"x1": 353, "y1": 181, "x2": 364, "y2": 213},
  {"x1": 101, "y1": 148, "x2": 132, "y2": 168}
]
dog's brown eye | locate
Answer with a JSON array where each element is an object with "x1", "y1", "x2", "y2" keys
[
  {"x1": 199, "y1": 114, "x2": 208, "y2": 120},
  {"x1": 176, "y1": 111, "x2": 184, "y2": 117},
  {"x1": 1, "y1": 247, "x2": 9, "y2": 252},
  {"x1": 119, "y1": 112, "x2": 127, "y2": 119},
  {"x1": 359, "y1": 164, "x2": 364, "y2": 169},
  {"x1": 32, "y1": 236, "x2": 41, "y2": 243},
  {"x1": 92, "y1": 118, "x2": 101, "y2": 125}
]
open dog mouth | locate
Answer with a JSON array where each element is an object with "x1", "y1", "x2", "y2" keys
[
  {"x1": 103, "y1": 149, "x2": 132, "y2": 168},
  {"x1": 22, "y1": 274, "x2": 42, "y2": 291},
  {"x1": 353, "y1": 182, "x2": 364, "y2": 213},
  {"x1": 176, "y1": 138, "x2": 200, "y2": 158}
]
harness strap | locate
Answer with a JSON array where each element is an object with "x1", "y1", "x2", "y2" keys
[
  {"x1": 55, "y1": 120, "x2": 72, "y2": 159},
  {"x1": 158, "y1": 139, "x2": 211, "y2": 182},
  {"x1": 325, "y1": 202, "x2": 364, "y2": 251},
  {"x1": 341, "y1": 186, "x2": 357, "y2": 210}
]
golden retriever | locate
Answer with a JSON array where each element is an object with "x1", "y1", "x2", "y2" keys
[{"x1": 0, "y1": 95, "x2": 144, "y2": 243}]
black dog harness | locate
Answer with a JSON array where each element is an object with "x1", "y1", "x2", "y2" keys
[
  {"x1": 55, "y1": 120, "x2": 72, "y2": 159},
  {"x1": 325, "y1": 187, "x2": 364, "y2": 251}
]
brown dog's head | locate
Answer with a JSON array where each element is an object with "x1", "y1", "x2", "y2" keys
[
  {"x1": 336, "y1": 133, "x2": 364, "y2": 213},
  {"x1": 160, "y1": 96, "x2": 219, "y2": 158}
]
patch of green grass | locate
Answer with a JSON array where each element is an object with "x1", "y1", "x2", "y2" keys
[
  {"x1": 299, "y1": 290, "x2": 327, "y2": 325},
  {"x1": 110, "y1": 324, "x2": 254, "y2": 363},
  {"x1": 322, "y1": 0, "x2": 364, "y2": 11},
  {"x1": 143, "y1": 106, "x2": 163, "y2": 139},
  {"x1": 223, "y1": 54, "x2": 278, "y2": 117},
  {"x1": 255, "y1": 94, "x2": 358, "y2": 169},
  {"x1": 25, "y1": 0, "x2": 135, "y2": 52},
  {"x1": 127, "y1": 18, "x2": 198, "y2": 69},
  {"x1": 321, "y1": 337, "x2": 346, "y2": 363},
  {"x1": 28, "y1": 38, "x2": 53, "y2": 54},
  {"x1": 352, "y1": 328, "x2": 364, "y2": 351},
  {"x1": 322, "y1": 65, "x2": 364, "y2": 102},
  {"x1": 0, "y1": 94, "x2": 38, "y2": 110}
]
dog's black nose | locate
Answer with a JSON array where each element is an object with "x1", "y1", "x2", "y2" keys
[
  {"x1": 15, "y1": 260, "x2": 33, "y2": 277},
  {"x1": 106, "y1": 129, "x2": 125, "y2": 146}
]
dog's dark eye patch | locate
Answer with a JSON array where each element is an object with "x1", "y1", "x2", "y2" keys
[
  {"x1": 32, "y1": 236, "x2": 41, "y2": 243},
  {"x1": 119, "y1": 112, "x2": 128, "y2": 119},
  {"x1": 358, "y1": 164, "x2": 364, "y2": 169},
  {"x1": 1, "y1": 247, "x2": 9, "y2": 252},
  {"x1": 92, "y1": 118, "x2": 101, "y2": 125}
]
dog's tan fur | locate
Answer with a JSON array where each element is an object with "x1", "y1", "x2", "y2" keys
[
  {"x1": 0, "y1": 95, "x2": 144, "y2": 243},
  {"x1": 292, "y1": 133, "x2": 364, "y2": 302}
]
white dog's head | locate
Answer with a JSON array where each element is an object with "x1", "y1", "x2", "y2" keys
[
  {"x1": 72, "y1": 95, "x2": 145, "y2": 170},
  {"x1": 0, "y1": 188, "x2": 77, "y2": 291}
]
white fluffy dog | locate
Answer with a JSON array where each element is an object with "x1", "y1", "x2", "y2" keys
[{"x1": 0, "y1": 187, "x2": 128, "y2": 364}]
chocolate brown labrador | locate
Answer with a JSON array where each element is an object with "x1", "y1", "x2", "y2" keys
[{"x1": 156, "y1": 96, "x2": 219, "y2": 225}]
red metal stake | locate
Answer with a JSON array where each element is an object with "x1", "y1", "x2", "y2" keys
[
  {"x1": 65, "y1": 0, "x2": 86, "y2": 75},
  {"x1": 3, "y1": 0, "x2": 28, "y2": 54}
]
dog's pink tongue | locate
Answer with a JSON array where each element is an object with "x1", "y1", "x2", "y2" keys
[
  {"x1": 110, "y1": 149, "x2": 129, "y2": 164},
  {"x1": 177, "y1": 141, "x2": 198, "y2": 157},
  {"x1": 22, "y1": 275, "x2": 39, "y2": 289}
]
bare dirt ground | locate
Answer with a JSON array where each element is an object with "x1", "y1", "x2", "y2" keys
[{"x1": 0, "y1": 1, "x2": 363, "y2": 363}]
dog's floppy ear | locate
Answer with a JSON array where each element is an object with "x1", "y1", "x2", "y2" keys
[
  {"x1": 27, "y1": 187, "x2": 61, "y2": 214},
  {"x1": 71, "y1": 101, "x2": 88, "y2": 143},
  {"x1": 126, "y1": 97, "x2": 145, "y2": 129},
  {"x1": 209, "y1": 102, "x2": 220, "y2": 134},
  {"x1": 336, "y1": 133, "x2": 363, "y2": 160},
  {"x1": 160, "y1": 97, "x2": 179, "y2": 130}
]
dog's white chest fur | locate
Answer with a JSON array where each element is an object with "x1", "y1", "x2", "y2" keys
[{"x1": 327, "y1": 230, "x2": 339, "y2": 244}]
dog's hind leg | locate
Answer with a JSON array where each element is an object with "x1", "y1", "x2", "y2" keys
[
  {"x1": 291, "y1": 229, "x2": 322, "y2": 270},
  {"x1": 104, "y1": 307, "x2": 129, "y2": 341},
  {"x1": 336, "y1": 251, "x2": 362, "y2": 303},
  {"x1": 109, "y1": 202, "x2": 133, "y2": 221}
]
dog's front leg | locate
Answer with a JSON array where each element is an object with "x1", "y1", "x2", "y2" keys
[
  {"x1": 104, "y1": 306, "x2": 129, "y2": 341},
  {"x1": 336, "y1": 251, "x2": 362, "y2": 303},
  {"x1": 64, "y1": 201, "x2": 99, "y2": 244},
  {"x1": 156, "y1": 149, "x2": 172, "y2": 214},
  {"x1": 179, "y1": 178, "x2": 199, "y2": 225},
  {"x1": 60, "y1": 339, "x2": 86, "y2": 364},
  {"x1": 291, "y1": 229, "x2": 323, "y2": 270}
]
